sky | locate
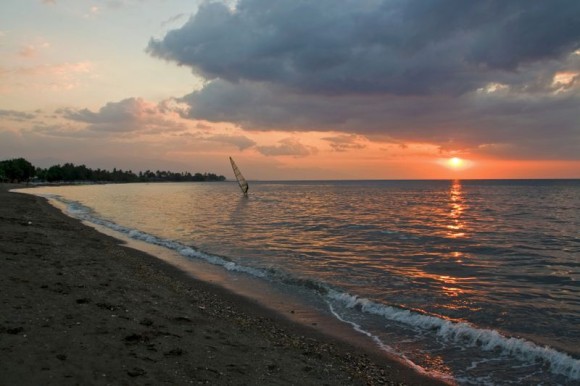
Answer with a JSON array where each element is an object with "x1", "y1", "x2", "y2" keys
[{"x1": 1, "y1": 0, "x2": 579, "y2": 180}]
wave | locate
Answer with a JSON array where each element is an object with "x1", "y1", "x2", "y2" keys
[
  {"x1": 326, "y1": 291, "x2": 580, "y2": 380},
  {"x1": 47, "y1": 194, "x2": 580, "y2": 383},
  {"x1": 326, "y1": 301, "x2": 456, "y2": 383},
  {"x1": 47, "y1": 195, "x2": 270, "y2": 279}
]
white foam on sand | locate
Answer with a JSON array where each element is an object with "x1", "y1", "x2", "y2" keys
[{"x1": 327, "y1": 290, "x2": 580, "y2": 381}]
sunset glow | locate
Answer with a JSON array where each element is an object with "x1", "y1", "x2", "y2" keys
[
  {"x1": 1, "y1": 1, "x2": 579, "y2": 180},
  {"x1": 448, "y1": 157, "x2": 464, "y2": 169}
]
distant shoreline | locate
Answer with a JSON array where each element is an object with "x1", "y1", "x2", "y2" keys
[{"x1": 23, "y1": 179, "x2": 230, "y2": 187}]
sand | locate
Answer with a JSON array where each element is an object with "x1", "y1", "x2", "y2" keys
[{"x1": 0, "y1": 184, "x2": 445, "y2": 385}]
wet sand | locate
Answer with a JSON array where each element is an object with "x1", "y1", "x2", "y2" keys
[{"x1": 0, "y1": 184, "x2": 445, "y2": 385}]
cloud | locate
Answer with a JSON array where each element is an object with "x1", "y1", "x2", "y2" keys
[
  {"x1": 161, "y1": 13, "x2": 187, "y2": 28},
  {"x1": 148, "y1": 0, "x2": 580, "y2": 96},
  {"x1": 62, "y1": 97, "x2": 186, "y2": 133},
  {"x1": 59, "y1": 98, "x2": 258, "y2": 152},
  {"x1": 323, "y1": 134, "x2": 367, "y2": 152},
  {"x1": 0, "y1": 109, "x2": 38, "y2": 121},
  {"x1": 148, "y1": 0, "x2": 580, "y2": 160},
  {"x1": 204, "y1": 134, "x2": 256, "y2": 150},
  {"x1": 257, "y1": 138, "x2": 316, "y2": 157}
]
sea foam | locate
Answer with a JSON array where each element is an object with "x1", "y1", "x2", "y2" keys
[{"x1": 327, "y1": 290, "x2": 580, "y2": 380}]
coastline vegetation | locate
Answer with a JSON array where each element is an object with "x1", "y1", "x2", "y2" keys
[{"x1": 0, "y1": 157, "x2": 226, "y2": 184}]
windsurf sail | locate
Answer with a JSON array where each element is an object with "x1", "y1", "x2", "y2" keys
[{"x1": 229, "y1": 157, "x2": 249, "y2": 195}]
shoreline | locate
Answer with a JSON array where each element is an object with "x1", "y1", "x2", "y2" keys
[{"x1": 0, "y1": 183, "x2": 446, "y2": 385}]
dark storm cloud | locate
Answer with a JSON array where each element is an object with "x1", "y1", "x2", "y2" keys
[
  {"x1": 180, "y1": 78, "x2": 580, "y2": 159},
  {"x1": 148, "y1": 0, "x2": 580, "y2": 96},
  {"x1": 148, "y1": 0, "x2": 580, "y2": 159}
]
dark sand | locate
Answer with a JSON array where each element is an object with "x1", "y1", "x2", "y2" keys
[{"x1": 0, "y1": 184, "x2": 446, "y2": 385}]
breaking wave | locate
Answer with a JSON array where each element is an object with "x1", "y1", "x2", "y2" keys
[{"x1": 326, "y1": 291, "x2": 580, "y2": 380}]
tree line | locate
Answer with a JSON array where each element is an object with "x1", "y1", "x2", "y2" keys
[{"x1": 0, "y1": 158, "x2": 226, "y2": 183}]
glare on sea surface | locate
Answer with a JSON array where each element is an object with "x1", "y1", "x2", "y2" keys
[{"x1": 446, "y1": 180, "x2": 466, "y2": 238}]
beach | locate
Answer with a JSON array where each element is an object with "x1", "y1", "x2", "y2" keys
[{"x1": 0, "y1": 184, "x2": 442, "y2": 385}]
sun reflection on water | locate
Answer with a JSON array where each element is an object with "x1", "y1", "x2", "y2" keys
[
  {"x1": 447, "y1": 180, "x2": 466, "y2": 238},
  {"x1": 393, "y1": 180, "x2": 481, "y2": 310}
]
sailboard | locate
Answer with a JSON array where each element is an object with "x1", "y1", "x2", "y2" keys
[{"x1": 229, "y1": 157, "x2": 249, "y2": 195}]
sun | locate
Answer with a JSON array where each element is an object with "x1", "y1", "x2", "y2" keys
[
  {"x1": 437, "y1": 157, "x2": 472, "y2": 172},
  {"x1": 448, "y1": 157, "x2": 464, "y2": 169}
]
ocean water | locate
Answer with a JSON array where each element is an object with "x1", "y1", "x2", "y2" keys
[{"x1": 21, "y1": 180, "x2": 580, "y2": 385}]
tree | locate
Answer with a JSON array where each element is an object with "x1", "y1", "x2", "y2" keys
[
  {"x1": 46, "y1": 165, "x2": 64, "y2": 182},
  {"x1": 0, "y1": 163, "x2": 6, "y2": 182},
  {"x1": 0, "y1": 157, "x2": 226, "y2": 184},
  {"x1": 0, "y1": 158, "x2": 35, "y2": 182}
]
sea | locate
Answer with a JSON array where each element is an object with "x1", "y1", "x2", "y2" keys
[{"x1": 19, "y1": 179, "x2": 580, "y2": 385}]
